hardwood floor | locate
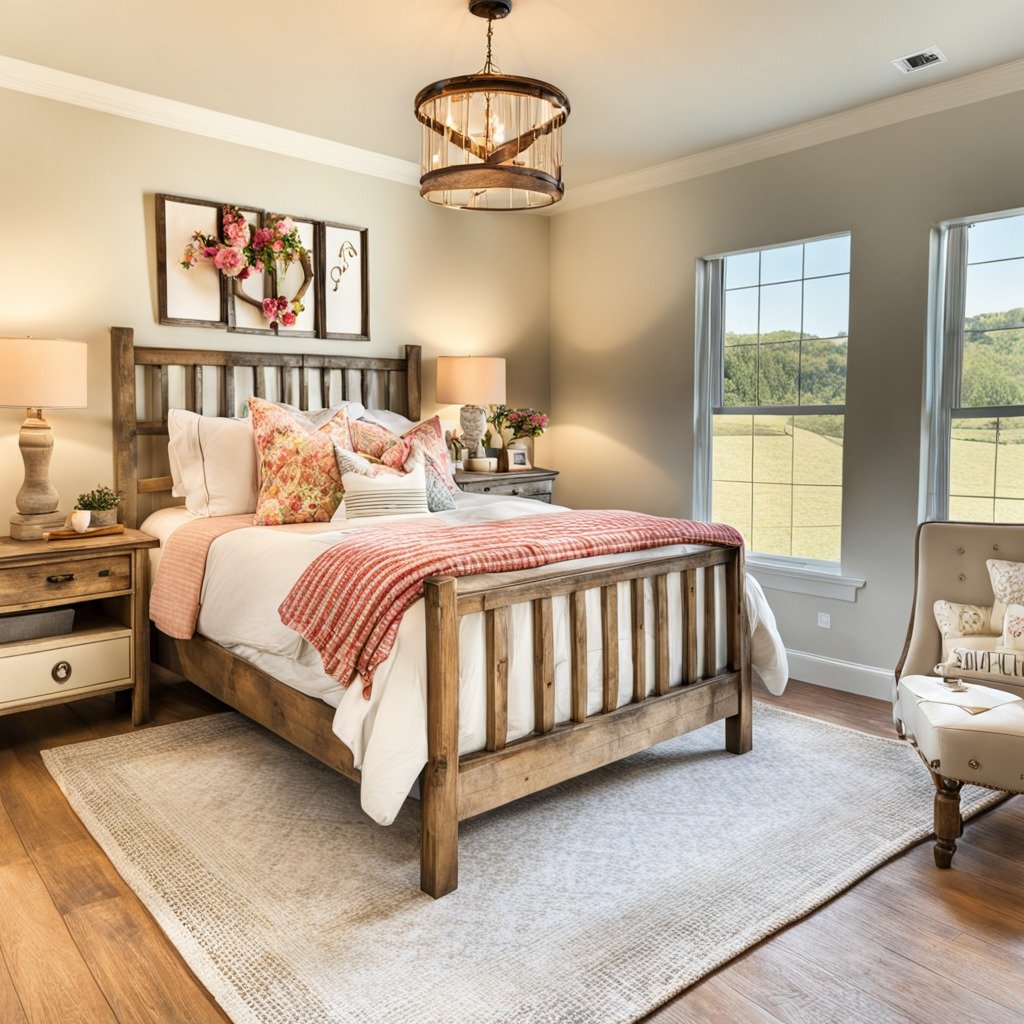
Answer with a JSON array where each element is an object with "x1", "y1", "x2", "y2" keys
[{"x1": 0, "y1": 674, "x2": 1020, "y2": 1023}]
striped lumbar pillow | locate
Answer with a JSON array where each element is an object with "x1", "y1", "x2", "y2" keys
[{"x1": 340, "y1": 464, "x2": 429, "y2": 519}]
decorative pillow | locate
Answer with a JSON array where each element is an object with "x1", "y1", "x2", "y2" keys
[
  {"x1": 1002, "y1": 603, "x2": 1024, "y2": 652},
  {"x1": 949, "y1": 646, "x2": 1024, "y2": 680},
  {"x1": 382, "y1": 418, "x2": 459, "y2": 494},
  {"x1": 167, "y1": 410, "x2": 258, "y2": 517},
  {"x1": 348, "y1": 419, "x2": 398, "y2": 460},
  {"x1": 273, "y1": 400, "x2": 365, "y2": 429},
  {"x1": 248, "y1": 398, "x2": 353, "y2": 525},
  {"x1": 987, "y1": 559, "x2": 1024, "y2": 632},
  {"x1": 933, "y1": 600, "x2": 993, "y2": 640},
  {"x1": 341, "y1": 464, "x2": 429, "y2": 519},
  {"x1": 332, "y1": 448, "x2": 456, "y2": 517}
]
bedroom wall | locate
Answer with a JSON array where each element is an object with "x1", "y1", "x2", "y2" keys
[
  {"x1": 0, "y1": 88, "x2": 551, "y2": 524},
  {"x1": 549, "y1": 89, "x2": 1024, "y2": 692}
]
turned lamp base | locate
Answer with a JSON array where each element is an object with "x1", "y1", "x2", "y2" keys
[
  {"x1": 459, "y1": 404, "x2": 488, "y2": 459},
  {"x1": 9, "y1": 408, "x2": 65, "y2": 542}
]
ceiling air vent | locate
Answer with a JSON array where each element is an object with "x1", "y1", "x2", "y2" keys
[{"x1": 891, "y1": 46, "x2": 947, "y2": 74}]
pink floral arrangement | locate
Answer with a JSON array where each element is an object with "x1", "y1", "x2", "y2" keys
[
  {"x1": 182, "y1": 207, "x2": 310, "y2": 329},
  {"x1": 488, "y1": 405, "x2": 549, "y2": 440}
]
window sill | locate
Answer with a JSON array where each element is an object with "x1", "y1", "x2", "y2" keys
[{"x1": 746, "y1": 557, "x2": 865, "y2": 602}]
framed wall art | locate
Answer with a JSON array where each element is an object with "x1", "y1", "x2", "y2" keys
[
  {"x1": 317, "y1": 221, "x2": 370, "y2": 341},
  {"x1": 156, "y1": 194, "x2": 227, "y2": 327}
]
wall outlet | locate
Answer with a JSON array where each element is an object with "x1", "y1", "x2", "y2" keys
[{"x1": 818, "y1": 612, "x2": 831, "y2": 629}]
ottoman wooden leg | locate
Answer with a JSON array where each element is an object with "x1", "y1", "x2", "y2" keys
[{"x1": 932, "y1": 775, "x2": 963, "y2": 869}]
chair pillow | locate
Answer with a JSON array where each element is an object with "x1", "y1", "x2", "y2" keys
[
  {"x1": 987, "y1": 559, "x2": 1024, "y2": 632},
  {"x1": 167, "y1": 409, "x2": 258, "y2": 517},
  {"x1": 1002, "y1": 604, "x2": 1024, "y2": 652},
  {"x1": 248, "y1": 398, "x2": 353, "y2": 525},
  {"x1": 933, "y1": 600, "x2": 994, "y2": 640},
  {"x1": 341, "y1": 464, "x2": 429, "y2": 519}
]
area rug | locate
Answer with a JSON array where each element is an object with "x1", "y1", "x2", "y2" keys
[{"x1": 43, "y1": 704, "x2": 1000, "y2": 1024}]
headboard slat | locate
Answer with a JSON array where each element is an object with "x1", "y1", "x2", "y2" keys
[{"x1": 110, "y1": 327, "x2": 423, "y2": 529}]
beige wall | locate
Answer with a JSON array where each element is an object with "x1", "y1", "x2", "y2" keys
[
  {"x1": 0, "y1": 89, "x2": 551, "y2": 524},
  {"x1": 550, "y1": 90, "x2": 1024, "y2": 674}
]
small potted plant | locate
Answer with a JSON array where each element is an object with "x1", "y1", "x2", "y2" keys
[{"x1": 75, "y1": 485, "x2": 121, "y2": 528}]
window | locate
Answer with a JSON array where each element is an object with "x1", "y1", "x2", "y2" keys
[
  {"x1": 926, "y1": 211, "x2": 1024, "y2": 522},
  {"x1": 694, "y1": 234, "x2": 851, "y2": 565}
]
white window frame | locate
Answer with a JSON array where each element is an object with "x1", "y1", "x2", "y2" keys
[
  {"x1": 694, "y1": 236, "x2": 864, "y2": 600},
  {"x1": 923, "y1": 207, "x2": 1024, "y2": 522}
]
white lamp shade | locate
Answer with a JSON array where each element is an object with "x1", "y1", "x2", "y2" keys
[
  {"x1": 435, "y1": 356, "x2": 506, "y2": 406},
  {"x1": 0, "y1": 339, "x2": 88, "y2": 409}
]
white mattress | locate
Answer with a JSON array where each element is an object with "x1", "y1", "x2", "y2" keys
[{"x1": 142, "y1": 496, "x2": 787, "y2": 825}]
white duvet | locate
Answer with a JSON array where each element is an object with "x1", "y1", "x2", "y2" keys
[{"x1": 143, "y1": 495, "x2": 787, "y2": 825}]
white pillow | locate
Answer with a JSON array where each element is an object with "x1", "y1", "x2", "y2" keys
[
  {"x1": 932, "y1": 600, "x2": 993, "y2": 640},
  {"x1": 987, "y1": 559, "x2": 1024, "y2": 632},
  {"x1": 359, "y1": 408, "x2": 417, "y2": 435},
  {"x1": 339, "y1": 464, "x2": 429, "y2": 520},
  {"x1": 167, "y1": 409, "x2": 258, "y2": 517},
  {"x1": 1002, "y1": 603, "x2": 1024, "y2": 652},
  {"x1": 273, "y1": 400, "x2": 365, "y2": 427}
]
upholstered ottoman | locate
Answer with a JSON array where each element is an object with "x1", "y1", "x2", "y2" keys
[{"x1": 897, "y1": 674, "x2": 1024, "y2": 867}]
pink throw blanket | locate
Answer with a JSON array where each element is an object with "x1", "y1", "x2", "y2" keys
[
  {"x1": 278, "y1": 510, "x2": 743, "y2": 697},
  {"x1": 150, "y1": 515, "x2": 255, "y2": 639}
]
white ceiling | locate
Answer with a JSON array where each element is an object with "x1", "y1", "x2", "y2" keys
[{"x1": 3, "y1": 0, "x2": 1024, "y2": 187}]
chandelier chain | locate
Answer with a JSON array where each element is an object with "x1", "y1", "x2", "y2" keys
[{"x1": 482, "y1": 16, "x2": 500, "y2": 74}]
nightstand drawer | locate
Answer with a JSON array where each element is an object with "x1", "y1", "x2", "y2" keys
[
  {"x1": 472, "y1": 479, "x2": 553, "y2": 500},
  {"x1": 0, "y1": 634, "x2": 131, "y2": 708},
  {"x1": 0, "y1": 553, "x2": 132, "y2": 609}
]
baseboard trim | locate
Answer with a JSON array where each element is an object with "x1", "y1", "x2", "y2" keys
[{"x1": 786, "y1": 649, "x2": 894, "y2": 702}]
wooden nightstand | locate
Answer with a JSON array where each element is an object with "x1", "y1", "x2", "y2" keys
[
  {"x1": 0, "y1": 529, "x2": 159, "y2": 725},
  {"x1": 454, "y1": 467, "x2": 559, "y2": 503}
]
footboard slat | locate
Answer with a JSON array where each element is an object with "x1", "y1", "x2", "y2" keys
[
  {"x1": 486, "y1": 606, "x2": 509, "y2": 751},
  {"x1": 654, "y1": 574, "x2": 670, "y2": 696},
  {"x1": 569, "y1": 591, "x2": 588, "y2": 723},
  {"x1": 601, "y1": 585, "x2": 619, "y2": 713},
  {"x1": 704, "y1": 567, "x2": 718, "y2": 678},
  {"x1": 683, "y1": 569, "x2": 698, "y2": 685},
  {"x1": 631, "y1": 578, "x2": 646, "y2": 703},
  {"x1": 533, "y1": 598, "x2": 555, "y2": 734}
]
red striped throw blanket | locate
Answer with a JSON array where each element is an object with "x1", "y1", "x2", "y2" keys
[{"x1": 278, "y1": 510, "x2": 743, "y2": 697}]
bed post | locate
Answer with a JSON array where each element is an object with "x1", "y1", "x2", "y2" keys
[
  {"x1": 421, "y1": 575, "x2": 460, "y2": 898},
  {"x1": 724, "y1": 547, "x2": 753, "y2": 754},
  {"x1": 111, "y1": 326, "x2": 139, "y2": 530},
  {"x1": 404, "y1": 345, "x2": 422, "y2": 421}
]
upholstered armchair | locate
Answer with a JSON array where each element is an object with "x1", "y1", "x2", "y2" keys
[{"x1": 895, "y1": 521, "x2": 1024, "y2": 867}]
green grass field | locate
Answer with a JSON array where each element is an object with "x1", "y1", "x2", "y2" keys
[
  {"x1": 712, "y1": 416, "x2": 843, "y2": 561},
  {"x1": 949, "y1": 418, "x2": 1024, "y2": 521}
]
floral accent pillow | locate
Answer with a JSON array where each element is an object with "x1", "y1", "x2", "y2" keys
[
  {"x1": 1001, "y1": 603, "x2": 1024, "y2": 652},
  {"x1": 350, "y1": 415, "x2": 458, "y2": 496},
  {"x1": 933, "y1": 600, "x2": 993, "y2": 640},
  {"x1": 379, "y1": 417, "x2": 459, "y2": 495},
  {"x1": 248, "y1": 398, "x2": 352, "y2": 525}
]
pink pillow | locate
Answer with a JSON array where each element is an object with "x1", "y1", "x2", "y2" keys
[
  {"x1": 350, "y1": 415, "x2": 458, "y2": 496},
  {"x1": 248, "y1": 398, "x2": 353, "y2": 525}
]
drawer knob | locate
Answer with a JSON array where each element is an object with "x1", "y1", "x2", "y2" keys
[
  {"x1": 483, "y1": 486, "x2": 491, "y2": 492},
  {"x1": 46, "y1": 573, "x2": 76, "y2": 585},
  {"x1": 511, "y1": 489, "x2": 520, "y2": 496},
  {"x1": 51, "y1": 660, "x2": 73, "y2": 684}
]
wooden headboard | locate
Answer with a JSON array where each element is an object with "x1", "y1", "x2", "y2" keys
[{"x1": 110, "y1": 326, "x2": 422, "y2": 529}]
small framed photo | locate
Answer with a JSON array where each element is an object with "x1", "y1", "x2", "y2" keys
[
  {"x1": 156, "y1": 194, "x2": 227, "y2": 327},
  {"x1": 317, "y1": 222, "x2": 369, "y2": 341},
  {"x1": 508, "y1": 447, "x2": 531, "y2": 470}
]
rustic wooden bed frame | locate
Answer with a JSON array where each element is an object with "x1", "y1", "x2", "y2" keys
[{"x1": 111, "y1": 326, "x2": 752, "y2": 898}]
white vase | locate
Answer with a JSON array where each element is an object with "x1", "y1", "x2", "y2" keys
[{"x1": 70, "y1": 509, "x2": 91, "y2": 533}]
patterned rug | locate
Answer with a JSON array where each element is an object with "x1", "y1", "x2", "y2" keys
[{"x1": 42, "y1": 704, "x2": 1000, "y2": 1024}]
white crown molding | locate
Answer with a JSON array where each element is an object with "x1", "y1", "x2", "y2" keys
[
  {"x1": 3, "y1": 53, "x2": 1024, "y2": 212},
  {"x1": 554, "y1": 56, "x2": 1024, "y2": 215},
  {"x1": 0, "y1": 55, "x2": 421, "y2": 187}
]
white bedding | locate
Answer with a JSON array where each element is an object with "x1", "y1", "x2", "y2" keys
[{"x1": 143, "y1": 496, "x2": 788, "y2": 825}]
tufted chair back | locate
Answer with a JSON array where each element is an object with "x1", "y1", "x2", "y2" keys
[{"x1": 896, "y1": 522, "x2": 1024, "y2": 721}]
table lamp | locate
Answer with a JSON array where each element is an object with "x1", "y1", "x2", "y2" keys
[
  {"x1": 0, "y1": 338, "x2": 89, "y2": 540},
  {"x1": 435, "y1": 356, "x2": 506, "y2": 458}
]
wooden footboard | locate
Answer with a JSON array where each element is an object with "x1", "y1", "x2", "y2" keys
[{"x1": 420, "y1": 545, "x2": 751, "y2": 897}]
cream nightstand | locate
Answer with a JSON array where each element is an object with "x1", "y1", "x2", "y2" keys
[
  {"x1": 0, "y1": 529, "x2": 159, "y2": 725},
  {"x1": 454, "y1": 467, "x2": 558, "y2": 503}
]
